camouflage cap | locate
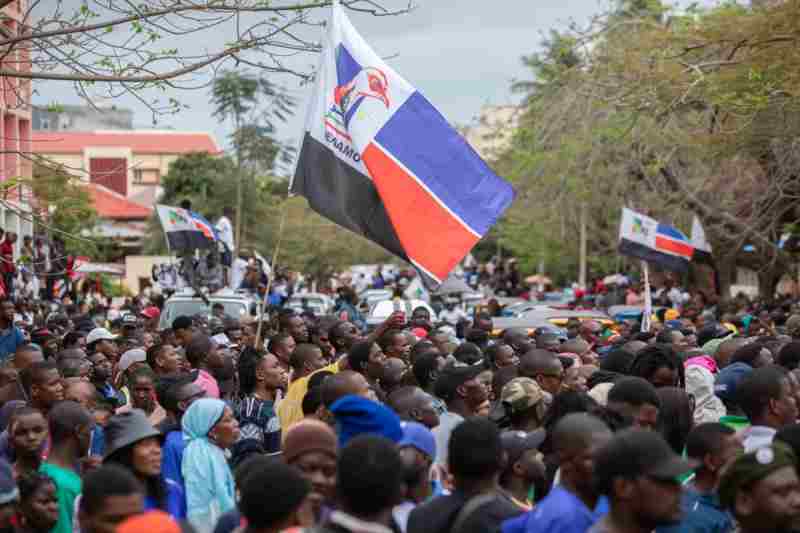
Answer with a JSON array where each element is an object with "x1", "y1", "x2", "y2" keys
[
  {"x1": 787, "y1": 315, "x2": 800, "y2": 338},
  {"x1": 501, "y1": 377, "x2": 545, "y2": 415}
]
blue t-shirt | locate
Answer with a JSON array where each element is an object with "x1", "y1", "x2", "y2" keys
[
  {"x1": 656, "y1": 489, "x2": 733, "y2": 533},
  {"x1": 502, "y1": 485, "x2": 608, "y2": 533},
  {"x1": 0, "y1": 327, "x2": 24, "y2": 361}
]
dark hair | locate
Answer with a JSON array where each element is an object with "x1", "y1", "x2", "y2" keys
[
  {"x1": 775, "y1": 423, "x2": 800, "y2": 460},
  {"x1": 540, "y1": 391, "x2": 598, "y2": 454},
  {"x1": 267, "y1": 332, "x2": 293, "y2": 353},
  {"x1": 377, "y1": 329, "x2": 404, "y2": 353},
  {"x1": 146, "y1": 344, "x2": 167, "y2": 370},
  {"x1": 656, "y1": 387, "x2": 694, "y2": 454},
  {"x1": 336, "y1": 435, "x2": 404, "y2": 515},
  {"x1": 239, "y1": 457, "x2": 310, "y2": 530},
  {"x1": 409, "y1": 340, "x2": 436, "y2": 365},
  {"x1": 685, "y1": 423, "x2": 735, "y2": 470},
  {"x1": 448, "y1": 417, "x2": 503, "y2": 480},
  {"x1": 302, "y1": 386, "x2": 324, "y2": 416},
  {"x1": 600, "y1": 349, "x2": 635, "y2": 374},
  {"x1": 412, "y1": 352, "x2": 441, "y2": 390},
  {"x1": 465, "y1": 329, "x2": 489, "y2": 348},
  {"x1": 348, "y1": 341, "x2": 373, "y2": 374},
  {"x1": 185, "y1": 334, "x2": 213, "y2": 368},
  {"x1": 105, "y1": 442, "x2": 166, "y2": 511},
  {"x1": 238, "y1": 347, "x2": 263, "y2": 396},
  {"x1": 778, "y1": 342, "x2": 800, "y2": 371},
  {"x1": 155, "y1": 373, "x2": 196, "y2": 413},
  {"x1": 62, "y1": 331, "x2": 86, "y2": 349},
  {"x1": 629, "y1": 345, "x2": 684, "y2": 388},
  {"x1": 57, "y1": 357, "x2": 83, "y2": 379},
  {"x1": 484, "y1": 342, "x2": 509, "y2": 368},
  {"x1": 18, "y1": 471, "x2": 55, "y2": 505},
  {"x1": 736, "y1": 366, "x2": 787, "y2": 422},
  {"x1": 308, "y1": 371, "x2": 333, "y2": 391},
  {"x1": 288, "y1": 344, "x2": 321, "y2": 372},
  {"x1": 48, "y1": 400, "x2": 92, "y2": 444},
  {"x1": 126, "y1": 366, "x2": 156, "y2": 389},
  {"x1": 80, "y1": 465, "x2": 143, "y2": 515},
  {"x1": 607, "y1": 377, "x2": 661, "y2": 409},
  {"x1": 29, "y1": 360, "x2": 58, "y2": 387},
  {"x1": 452, "y1": 342, "x2": 483, "y2": 366},
  {"x1": 731, "y1": 343, "x2": 767, "y2": 367},
  {"x1": 278, "y1": 310, "x2": 299, "y2": 332}
]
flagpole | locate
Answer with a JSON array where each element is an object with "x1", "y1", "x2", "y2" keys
[
  {"x1": 641, "y1": 260, "x2": 652, "y2": 333},
  {"x1": 255, "y1": 203, "x2": 288, "y2": 350}
]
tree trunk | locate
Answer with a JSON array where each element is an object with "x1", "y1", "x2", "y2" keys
[
  {"x1": 716, "y1": 256, "x2": 736, "y2": 304},
  {"x1": 758, "y1": 269, "x2": 781, "y2": 303}
]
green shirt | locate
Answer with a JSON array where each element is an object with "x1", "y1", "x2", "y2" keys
[{"x1": 40, "y1": 462, "x2": 82, "y2": 533}]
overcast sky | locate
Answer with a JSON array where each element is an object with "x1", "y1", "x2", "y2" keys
[{"x1": 31, "y1": 0, "x2": 708, "y2": 165}]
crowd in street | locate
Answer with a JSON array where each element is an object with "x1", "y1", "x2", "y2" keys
[{"x1": 0, "y1": 226, "x2": 800, "y2": 533}]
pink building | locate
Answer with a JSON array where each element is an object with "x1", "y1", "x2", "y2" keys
[{"x1": 0, "y1": 0, "x2": 33, "y2": 246}]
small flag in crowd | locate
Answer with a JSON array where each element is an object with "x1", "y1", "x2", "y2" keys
[
  {"x1": 290, "y1": 1, "x2": 515, "y2": 287},
  {"x1": 156, "y1": 204, "x2": 218, "y2": 252},
  {"x1": 691, "y1": 215, "x2": 713, "y2": 264},
  {"x1": 618, "y1": 208, "x2": 694, "y2": 272}
]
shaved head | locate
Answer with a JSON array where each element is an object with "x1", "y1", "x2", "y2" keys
[
  {"x1": 552, "y1": 413, "x2": 611, "y2": 456},
  {"x1": 321, "y1": 370, "x2": 370, "y2": 407},
  {"x1": 519, "y1": 349, "x2": 561, "y2": 378},
  {"x1": 387, "y1": 386, "x2": 428, "y2": 419}
]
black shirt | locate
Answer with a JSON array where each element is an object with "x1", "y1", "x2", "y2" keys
[{"x1": 407, "y1": 490, "x2": 523, "y2": 533}]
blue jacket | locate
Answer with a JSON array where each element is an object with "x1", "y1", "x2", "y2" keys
[
  {"x1": 161, "y1": 428, "x2": 187, "y2": 519},
  {"x1": 502, "y1": 485, "x2": 608, "y2": 533},
  {"x1": 657, "y1": 489, "x2": 733, "y2": 533}
]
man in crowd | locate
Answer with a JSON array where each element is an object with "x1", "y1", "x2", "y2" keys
[
  {"x1": 518, "y1": 349, "x2": 564, "y2": 396},
  {"x1": 590, "y1": 429, "x2": 696, "y2": 533},
  {"x1": 606, "y1": 377, "x2": 661, "y2": 431},
  {"x1": 268, "y1": 332, "x2": 296, "y2": 376},
  {"x1": 432, "y1": 363, "x2": 487, "y2": 467},
  {"x1": 186, "y1": 333, "x2": 224, "y2": 399},
  {"x1": 387, "y1": 386, "x2": 440, "y2": 429},
  {"x1": 737, "y1": 366, "x2": 799, "y2": 452},
  {"x1": 409, "y1": 418, "x2": 522, "y2": 533},
  {"x1": 78, "y1": 465, "x2": 145, "y2": 533},
  {"x1": 0, "y1": 299, "x2": 24, "y2": 361}
]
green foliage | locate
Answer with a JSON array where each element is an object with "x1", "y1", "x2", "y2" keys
[{"x1": 31, "y1": 164, "x2": 113, "y2": 259}]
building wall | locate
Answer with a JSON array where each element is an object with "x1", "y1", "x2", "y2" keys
[
  {"x1": 0, "y1": 0, "x2": 33, "y2": 252},
  {"x1": 461, "y1": 105, "x2": 520, "y2": 162},
  {"x1": 32, "y1": 105, "x2": 134, "y2": 131},
  {"x1": 124, "y1": 255, "x2": 172, "y2": 294}
]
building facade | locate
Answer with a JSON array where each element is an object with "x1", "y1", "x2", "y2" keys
[
  {"x1": 460, "y1": 105, "x2": 520, "y2": 162},
  {"x1": 32, "y1": 104, "x2": 134, "y2": 132},
  {"x1": 0, "y1": 0, "x2": 33, "y2": 251}
]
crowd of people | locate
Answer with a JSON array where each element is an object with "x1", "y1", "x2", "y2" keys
[{"x1": 2, "y1": 233, "x2": 800, "y2": 533}]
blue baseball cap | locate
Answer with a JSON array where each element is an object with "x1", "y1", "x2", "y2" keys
[
  {"x1": 398, "y1": 421, "x2": 436, "y2": 459},
  {"x1": 714, "y1": 362, "x2": 753, "y2": 404}
]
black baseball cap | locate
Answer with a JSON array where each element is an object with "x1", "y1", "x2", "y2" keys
[
  {"x1": 501, "y1": 429, "x2": 546, "y2": 466},
  {"x1": 433, "y1": 361, "x2": 484, "y2": 402},
  {"x1": 594, "y1": 428, "x2": 697, "y2": 491}
]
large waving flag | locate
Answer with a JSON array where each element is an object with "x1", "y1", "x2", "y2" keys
[
  {"x1": 290, "y1": 2, "x2": 514, "y2": 286},
  {"x1": 618, "y1": 208, "x2": 694, "y2": 272}
]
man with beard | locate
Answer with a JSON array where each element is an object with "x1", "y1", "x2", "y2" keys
[
  {"x1": 88, "y1": 351, "x2": 125, "y2": 408},
  {"x1": 589, "y1": 429, "x2": 696, "y2": 533},
  {"x1": 718, "y1": 442, "x2": 800, "y2": 533},
  {"x1": 268, "y1": 332, "x2": 296, "y2": 377}
]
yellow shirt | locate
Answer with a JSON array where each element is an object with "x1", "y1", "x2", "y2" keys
[{"x1": 277, "y1": 360, "x2": 340, "y2": 433}]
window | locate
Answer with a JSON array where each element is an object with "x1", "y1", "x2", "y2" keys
[{"x1": 133, "y1": 168, "x2": 159, "y2": 184}]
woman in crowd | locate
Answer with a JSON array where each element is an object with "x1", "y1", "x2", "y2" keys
[
  {"x1": 103, "y1": 410, "x2": 167, "y2": 512},
  {"x1": 182, "y1": 398, "x2": 240, "y2": 533},
  {"x1": 15, "y1": 473, "x2": 59, "y2": 533}
]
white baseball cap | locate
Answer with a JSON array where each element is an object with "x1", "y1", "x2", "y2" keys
[
  {"x1": 118, "y1": 349, "x2": 147, "y2": 372},
  {"x1": 86, "y1": 327, "x2": 118, "y2": 345}
]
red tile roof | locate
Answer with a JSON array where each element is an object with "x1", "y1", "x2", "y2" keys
[
  {"x1": 32, "y1": 130, "x2": 220, "y2": 155},
  {"x1": 86, "y1": 183, "x2": 152, "y2": 220}
]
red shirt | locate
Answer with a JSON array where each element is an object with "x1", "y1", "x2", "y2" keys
[{"x1": 0, "y1": 240, "x2": 14, "y2": 274}]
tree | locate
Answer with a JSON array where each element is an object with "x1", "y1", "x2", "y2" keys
[
  {"x1": 211, "y1": 70, "x2": 294, "y2": 254},
  {"x1": 495, "y1": 0, "x2": 800, "y2": 299},
  {"x1": 16, "y1": 1, "x2": 409, "y2": 121},
  {"x1": 30, "y1": 163, "x2": 111, "y2": 259}
]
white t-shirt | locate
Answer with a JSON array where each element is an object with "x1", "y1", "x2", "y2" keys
[
  {"x1": 230, "y1": 257, "x2": 248, "y2": 290},
  {"x1": 215, "y1": 216, "x2": 235, "y2": 251}
]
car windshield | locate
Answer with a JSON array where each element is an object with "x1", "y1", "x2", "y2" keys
[{"x1": 161, "y1": 299, "x2": 248, "y2": 326}]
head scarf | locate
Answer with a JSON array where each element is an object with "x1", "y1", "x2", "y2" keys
[
  {"x1": 181, "y1": 399, "x2": 235, "y2": 532},
  {"x1": 685, "y1": 364, "x2": 726, "y2": 425}
]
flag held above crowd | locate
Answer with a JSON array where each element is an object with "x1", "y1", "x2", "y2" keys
[
  {"x1": 290, "y1": 1, "x2": 515, "y2": 288},
  {"x1": 156, "y1": 204, "x2": 218, "y2": 252},
  {"x1": 618, "y1": 207, "x2": 694, "y2": 272}
]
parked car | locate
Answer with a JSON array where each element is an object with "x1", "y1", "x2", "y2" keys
[
  {"x1": 285, "y1": 293, "x2": 334, "y2": 315},
  {"x1": 359, "y1": 289, "x2": 393, "y2": 312},
  {"x1": 158, "y1": 288, "x2": 260, "y2": 330},
  {"x1": 491, "y1": 308, "x2": 612, "y2": 337}
]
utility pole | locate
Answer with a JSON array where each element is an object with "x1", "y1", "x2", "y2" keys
[{"x1": 579, "y1": 202, "x2": 587, "y2": 288}]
